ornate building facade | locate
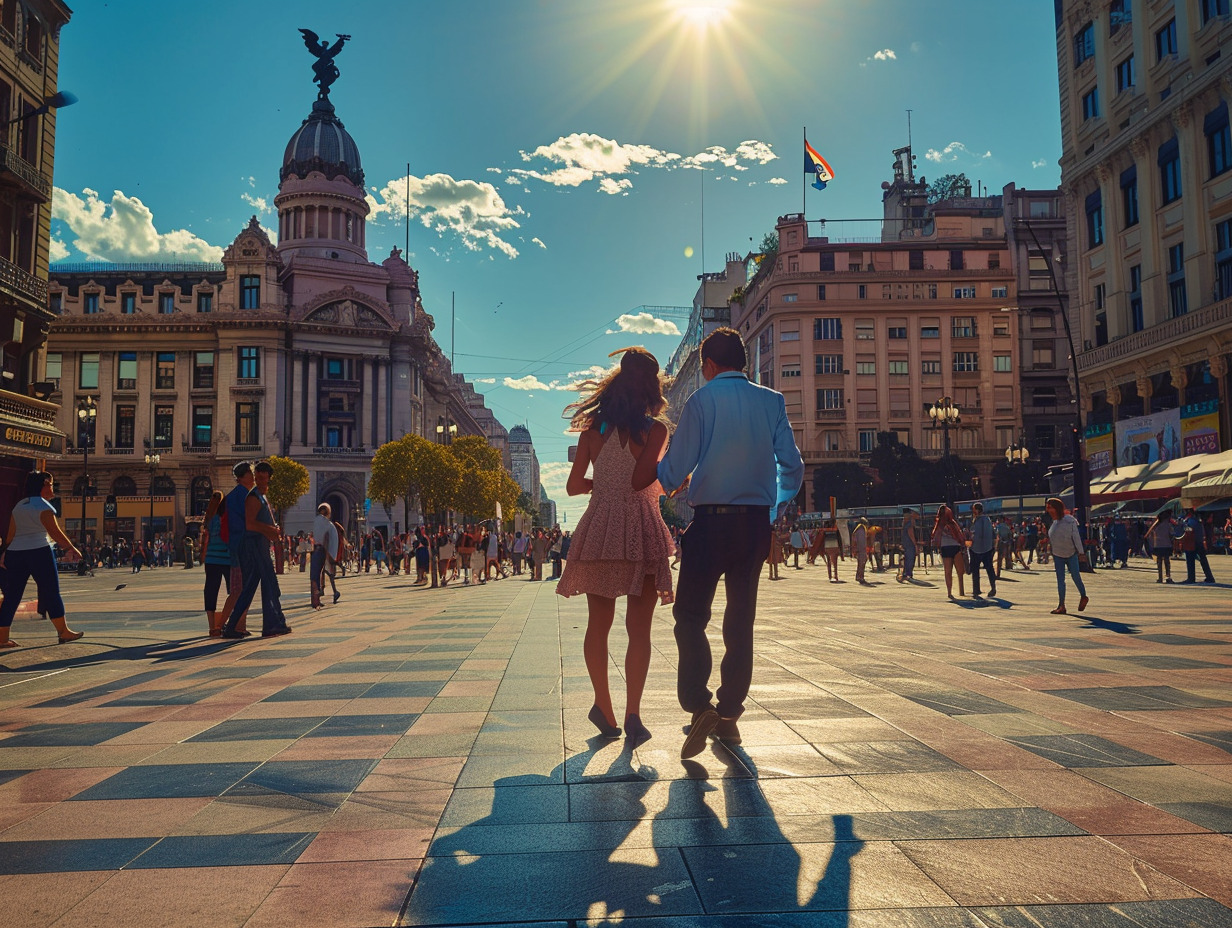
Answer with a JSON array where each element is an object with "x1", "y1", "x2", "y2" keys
[
  {"x1": 44, "y1": 61, "x2": 498, "y2": 541},
  {"x1": 507, "y1": 424, "x2": 540, "y2": 510}
]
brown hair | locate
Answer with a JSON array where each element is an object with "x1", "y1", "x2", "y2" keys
[
  {"x1": 701, "y1": 326, "x2": 746, "y2": 371},
  {"x1": 564, "y1": 346, "x2": 669, "y2": 443},
  {"x1": 204, "y1": 490, "x2": 224, "y2": 521},
  {"x1": 1045, "y1": 497, "x2": 1066, "y2": 519}
]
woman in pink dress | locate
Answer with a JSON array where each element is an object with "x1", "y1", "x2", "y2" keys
[{"x1": 558, "y1": 347, "x2": 675, "y2": 746}]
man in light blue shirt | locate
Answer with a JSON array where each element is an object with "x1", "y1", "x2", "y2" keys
[
  {"x1": 969, "y1": 502, "x2": 996, "y2": 598},
  {"x1": 657, "y1": 327, "x2": 804, "y2": 758}
]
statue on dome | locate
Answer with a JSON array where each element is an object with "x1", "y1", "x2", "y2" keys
[{"x1": 298, "y1": 28, "x2": 351, "y2": 101}]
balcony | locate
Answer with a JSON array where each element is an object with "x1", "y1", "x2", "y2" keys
[
  {"x1": 182, "y1": 441, "x2": 214, "y2": 454},
  {"x1": 232, "y1": 443, "x2": 263, "y2": 454},
  {"x1": 814, "y1": 409, "x2": 846, "y2": 420},
  {"x1": 0, "y1": 388, "x2": 64, "y2": 456},
  {"x1": 104, "y1": 447, "x2": 134, "y2": 455},
  {"x1": 0, "y1": 144, "x2": 50, "y2": 201},
  {"x1": 312, "y1": 446, "x2": 368, "y2": 455},
  {"x1": 1077, "y1": 295, "x2": 1232, "y2": 373},
  {"x1": 0, "y1": 255, "x2": 48, "y2": 312},
  {"x1": 320, "y1": 378, "x2": 361, "y2": 393}
]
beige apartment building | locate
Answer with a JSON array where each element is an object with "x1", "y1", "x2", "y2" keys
[{"x1": 1056, "y1": 0, "x2": 1232, "y2": 463}]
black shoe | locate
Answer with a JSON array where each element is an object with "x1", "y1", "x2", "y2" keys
[
  {"x1": 220, "y1": 630, "x2": 245, "y2": 640},
  {"x1": 333, "y1": 591, "x2": 341, "y2": 603},
  {"x1": 989, "y1": 586, "x2": 996, "y2": 598},
  {"x1": 625, "y1": 713, "x2": 651, "y2": 747},
  {"x1": 261, "y1": 626, "x2": 293, "y2": 638},
  {"x1": 681, "y1": 708, "x2": 718, "y2": 759},
  {"x1": 714, "y1": 716, "x2": 742, "y2": 745},
  {"x1": 588, "y1": 704, "x2": 620, "y2": 739}
]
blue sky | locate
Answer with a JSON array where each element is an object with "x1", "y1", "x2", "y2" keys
[{"x1": 50, "y1": 0, "x2": 1064, "y2": 516}]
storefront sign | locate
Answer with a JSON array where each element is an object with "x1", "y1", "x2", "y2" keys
[
  {"x1": 1084, "y1": 423, "x2": 1114, "y2": 479},
  {"x1": 0, "y1": 421, "x2": 65, "y2": 456},
  {"x1": 1181, "y1": 399, "x2": 1220, "y2": 456},
  {"x1": 1115, "y1": 409, "x2": 1182, "y2": 467}
]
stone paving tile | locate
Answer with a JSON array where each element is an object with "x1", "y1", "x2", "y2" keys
[
  {"x1": 246, "y1": 860, "x2": 419, "y2": 928},
  {"x1": 0, "y1": 870, "x2": 114, "y2": 928},
  {"x1": 1002, "y1": 734, "x2": 1169, "y2": 767},
  {"x1": 127, "y1": 831, "x2": 315, "y2": 868},
  {"x1": 0, "y1": 797, "x2": 212, "y2": 841},
  {"x1": 970, "y1": 898, "x2": 1232, "y2": 927},
  {"x1": 0, "y1": 837, "x2": 156, "y2": 873}
]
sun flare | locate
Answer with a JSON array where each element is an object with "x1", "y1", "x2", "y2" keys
[{"x1": 670, "y1": 0, "x2": 735, "y2": 30}]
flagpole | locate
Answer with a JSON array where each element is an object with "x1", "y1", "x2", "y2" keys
[{"x1": 802, "y1": 126, "x2": 806, "y2": 221}]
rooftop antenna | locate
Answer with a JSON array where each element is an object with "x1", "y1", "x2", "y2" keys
[
  {"x1": 405, "y1": 161, "x2": 410, "y2": 257},
  {"x1": 906, "y1": 109, "x2": 912, "y2": 152}
]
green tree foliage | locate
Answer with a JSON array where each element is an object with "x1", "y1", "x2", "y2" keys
[
  {"x1": 811, "y1": 462, "x2": 872, "y2": 512},
  {"x1": 265, "y1": 455, "x2": 310, "y2": 521},
  {"x1": 868, "y1": 432, "x2": 933, "y2": 505},
  {"x1": 368, "y1": 434, "x2": 461, "y2": 528},
  {"x1": 758, "y1": 231, "x2": 779, "y2": 259},
  {"x1": 926, "y1": 172, "x2": 971, "y2": 203},
  {"x1": 449, "y1": 434, "x2": 503, "y2": 472},
  {"x1": 989, "y1": 458, "x2": 1049, "y2": 498}
]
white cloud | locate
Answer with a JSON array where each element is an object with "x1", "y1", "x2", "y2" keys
[
  {"x1": 539, "y1": 461, "x2": 574, "y2": 508},
  {"x1": 475, "y1": 377, "x2": 496, "y2": 384},
  {"x1": 241, "y1": 192, "x2": 270, "y2": 213},
  {"x1": 767, "y1": 177, "x2": 788, "y2": 185},
  {"x1": 568, "y1": 365, "x2": 609, "y2": 379},
  {"x1": 1031, "y1": 158, "x2": 1048, "y2": 169},
  {"x1": 734, "y1": 140, "x2": 777, "y2": 164},
  {"x1": 531, "y1": 236, "x2": 546, "y2": 249},
  {"x1": 49, "y1": 237, "x2": 69, "y2": 262},
  {"x1": 924, "y1": 141, "x2": 992, "y2": 164},
  {"x1": 597, "y1": 177, "x2": 633, "y2": 196},
  {"x1": 868, "y1": 49, "x2": 897, "y2": 62},
  {"x1": 606, "y1": 312, "x2": 681, "y2": 336},
  {"x1": 486, "y1": 167, "x2": 502, "y2": 173},
  {"x1": 504, "y1": 375, "x2": 553, "y2": 391},
  {"x1": 367, "y1": 173, "x2": 522, "y2": 258},
  {"x1": 52, "y1": 187, "x2": 224, "y2": 262}
]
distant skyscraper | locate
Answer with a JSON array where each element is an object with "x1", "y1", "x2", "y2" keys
[{"x1": 508, "y1": 424, "x2": 540, "y2": 509}]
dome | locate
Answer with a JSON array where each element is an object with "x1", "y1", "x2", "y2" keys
[
  {"x1": 509, "y1": 425, "x2": 532, "y2": 443},
  {"x1": 281, "y1": 99, "x2": 363, "y2": 187}
]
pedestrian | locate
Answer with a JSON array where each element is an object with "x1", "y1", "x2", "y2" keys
[
  {"x1": 199, "y1": 490, "x2": 231, "y2": 636},
  {"x1": 1145, "y1": 509, "x2": 1179, "y2": 583},
  {"x1": 217, "y1": 462, "x2": 254, "y2": 637},
  {"x1": 930, "y1": 505, "x2": 967, "y2": 600},
  {"x1": 511, "y1": 530, "x2": 526, "y2": 574},
  {"x1": 296, "y1": 533, "x2": 310, "y2": 572},
  {"x1": 485, "y1": 526, "x2": 505, "y2": 580},
  {"x1": 898, "y1": 507, "x2": 920, "y2": 581},
  {"x1": 558, "y1": 345, "x2": 677, "y2": 746},
  {"x1": 372, "y1": 531, "x2": 386, "y2": 573},
  {"x1": 656, "y1": 328, "x2": 804, "y2": 758},
  {"x1": 310, "y1": 503, "x2": 338, "y2": 608},
  {"x1": 131, "y1": 541, "x2": 145, "y2": 573},
  {"x1": 415, "y1": 530, "x2": 431, "y2": 584},
  {"x1": 788, "y1": 524, "x2": 805, "y2": 569},
  {"x1": 968, "y1": 502, "x2": 997, "y2": 598},
  {"x1": 851, "y1": 517, "x2": 869, "y2": 584},
  {"x1": 220, "y1": 461, "x2": 292, "y2": 639},
  {"x1": 1181, "y1": 508, "x2": 1216, "y2": 584},
  {"x1": 1111, "y1": 516, "x2": 1129, "y2": 568},
  {"x1": 995, "y1": 516, "x2": 1013, "y2": 576},
  {"x1": 1045, "y1": 497, "x2": 1089, "y2": 614},
  {"x1": 531, "y1": 529, "x2": 549, "y2": 581},
  {"x1": 767, "y1": 525, "x2": 784, "y2": 581},
  {"x1": 0, "y1": 471, "x2": 84, "y2": 648},
  {"x1": 817, "y1": 519, "x2": 844, "y2": 581}
]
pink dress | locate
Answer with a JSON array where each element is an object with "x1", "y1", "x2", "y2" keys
[{"x1": 557, "y1": 429, "x2": 675, "y2": 602}]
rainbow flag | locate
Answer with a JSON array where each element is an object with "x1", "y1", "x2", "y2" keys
[{"x1": 805, "y1": 139, "x2": 834, "y2": 190}]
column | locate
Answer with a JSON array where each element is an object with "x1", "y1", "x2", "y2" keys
[
  {"x1": 307, "y1": 354, "x2": 319, "y2": 449},
  {"x1": 1172, "y1": 102, "x2": 1207, "y2": 304},
  {"x1": 1127, "y1": 133, "x2": 1160, "y2": 331},
  {"x1": 355, "y1": 358, "x2": 366, "y2": 448},
  {"x1": 1210, "y1": 354, "x2": 1230, "y2": 451},
  {"x1": 1137, "y1": 375, "x2": 1153, "y2": 415}
]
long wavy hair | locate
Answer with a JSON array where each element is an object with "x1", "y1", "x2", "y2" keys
[{"x1": 564, "y1": 346, "x2": 670, "y2": 444}]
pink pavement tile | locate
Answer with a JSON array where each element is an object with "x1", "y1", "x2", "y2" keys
[
  {"x1": 47, "y1": 864, "x2": 289, "y2": 928},
  {"x1": 0, "y1": 797, "x2": 213, "y2": 841},
  {"x1": 228, "y1": 700, "x2": 352, "y2": 719},
  {"x1": 404, "y1": 712, "x2": 488, "y2": 736},
  {"x1": 357, "y1": 757, "x2": 464, "y2": 792},
  {"x1": 323, "y1": 790, "x2": 453, "y2": 832},
  {"x1": 297, "y1": 827, "x2": 434, "y2": 862},
  {"x1": 242, "y1": 860, "x2": 418, "y2": 928},
  {"x1": 102, "y1": 721, "x2": 214, "y2": 745},
  {"x1": 1109, "y1": 833, "x2": 1232, "y2": 906},
  {"x1": 0, "y1": 870, "x2": 113, "y2": 928},
  {"x1": 272, "y1": 735, "x2": 400, "y2": 760},
  {"x1": 0, "y1": 800, "x2": 54, "y2": 833},
  {"x1": 47, "y1": 744, "x2": 172, "y2": 768},
  {"x1": 337, "y1": 696, "x2": 432, "y2": 715},
  {"x1": 163, "y1": 702, "x2": 260, "y2": 722},
  {"x1": 0, "y1": 766, "x2": 123, "y2": 803}
]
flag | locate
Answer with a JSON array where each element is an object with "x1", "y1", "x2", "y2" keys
[{"x1": 805, "y1": 139, "x2": 834, "y2": 190}]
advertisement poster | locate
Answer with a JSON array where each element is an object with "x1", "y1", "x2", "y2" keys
[
  {"x1": 1116, "y1": 408, "x2": 1182, "y2": 466},
  {"x1": 1181, "y1": 400, "x2": 1220, "y2": 456},
  {"x1": 1084, "y1": 423, "x2": 1114, "y2": 479}
]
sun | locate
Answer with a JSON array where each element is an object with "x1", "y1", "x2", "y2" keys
[{"x1": 669, "y1": 0, "x2": 736, "y2": 30}]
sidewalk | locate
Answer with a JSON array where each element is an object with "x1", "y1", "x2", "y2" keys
[{"x1": 0, "y1": 558, "x2": 1229, "y2": 926}]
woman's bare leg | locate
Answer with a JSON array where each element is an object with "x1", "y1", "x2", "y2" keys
[
  {"x1": 584, "y1": 593, "x2": 618, "y2": 727},
  {"x1": 623, "y1": 575, "x2": 657, "y2": 718}
]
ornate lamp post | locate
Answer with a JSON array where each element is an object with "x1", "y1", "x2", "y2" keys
[
  {"x1": 1005, "y1": 434, "x2": 1030, "y2": 525},
  {"x1": 76, "y1": 396, "x2": 96, "y2": 548},
  {"x1": 144, "y1": 451, "x2": 161, "y2": 544},
  {"x1": 431, "y1": 415, "x2": 457, "y2": 589},
  {"x1": 435, "y1": 415, "x2": 457, "y2": 445},
  {"x1": 928, "y1": 396, "x2": 961, "y2": 507}
]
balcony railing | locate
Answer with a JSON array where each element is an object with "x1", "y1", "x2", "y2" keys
[
  {"x1": 311, "y1": 446, "x2": 369, "y2": 455},
  {"x1": 0, "y1": 144, "x2": 49, "y2": 200},
  {"x1": 232, "y1": 443, "x2": 262, "y2": 454},
  {"x1": 104, "y1": 447, "x2": 134, "y2": 455},
  {"x1": 814, "y1": 409, "x2": 846, "y2": 420},
  {"x1": 182, "y1": 442, "x2": 214, "y2": 454},
  {"x1": 0, "y1": 388, "x2": 57, "y2": 427},
  {"x1": 0, "y1": 255, "x2": 47, "y2": 309},
  {"x1": 1077, "y1": 295, "x2": 1232, "y2": 372}
]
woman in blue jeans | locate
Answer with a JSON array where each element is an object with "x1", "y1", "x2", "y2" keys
[{"x1": 1045, "y1": 497, "x2": 1088, "y2": 615}]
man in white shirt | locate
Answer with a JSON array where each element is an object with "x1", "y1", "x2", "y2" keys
[{"x1": 310, "y1": 503, "x2": 338, "y2": 608}]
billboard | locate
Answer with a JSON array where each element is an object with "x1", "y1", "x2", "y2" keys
[
  {"x1": 1084, "y1": 423, "x2": 1114, "y2": 479},
  {"x1": 1116, "y1": 409, "x2": 1182, "y2": 467},
  {"x1": 1181, "y1": 400, "x2": 1220, "y2": 456}
]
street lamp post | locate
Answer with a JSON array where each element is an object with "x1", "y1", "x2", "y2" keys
[
  {"x1": 144, "y1": 452, "x2": 161, "y2": 545},
  {"x1": 1005, "y1": 435, "x2": 1030, "y2": 526},
  {"x1": 76, "y1": 396, "x2": 96, "y2": 549},
  {"x1": 928, "y1": 396, "x2": 961, "y2": 508},
  {"x1": 431, "y1": 415, "x2": 457, "y2": 589}
]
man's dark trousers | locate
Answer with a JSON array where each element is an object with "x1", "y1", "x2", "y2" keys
[
  {"x1": 1186, "y1": 544, "x2": 1215, "y2": 583},
  {"x1": 970, "y1": 549, "x2": 996, "y2": 596},
  {"x1": 222, "y1": 538, "x2": 287, "y2": 635},
  {"x1": 674, "y1": 507, "x2": 771, "y2": 720}
]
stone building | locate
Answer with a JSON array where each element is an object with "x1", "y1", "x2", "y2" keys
[
  {"x1": 507, "y1": 424, "x2": 540, "y2": 509},
  {"x1": 1056, "y1": 0, "x2": 1231, "y2": 458},
  {"x1": 0, "y1": 0, "x2": 71, "y2": 515},
  {"x1": 44, "y1": 61, "x2": 494, "y2": 542}
]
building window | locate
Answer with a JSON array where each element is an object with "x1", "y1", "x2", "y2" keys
[
  {"x1": 781, "y1": 329, "x2": 800, "y2": 342},
  {"x1": 782, "y1": 293, "x2": 797, "y2": 303},
  {"x1": 193, "y1": 352, "x2": 215, "y2": 389},
  {"x1": 949, "y1": 250, "x2": 963, "y2": 270},
  {"x1": 1081, "y1": 87, "x2": 1100, "y2": 121},
  {"x1": 815, "y1": 354, "x2": 842, "y2": 375},
  {"x1": 953, "y1": 352, "x2": 979, "y2": 373},
  {"x1": 856, "y1": 361, "x2": 876, "y2": 375},
  {"x1": 121, "y1": 293, "x2": 136, "y2": 314},
  {"x1": 994, "y1": 354, "x2": 1012, "y2": 372},
  {"x1": 780, "y1": 363, "x2": 801, "y2": 379},
  {"x1": 1115, "y1": 55, "x2": 1135, "y2": 93},
  {"x1": 1129, "y1": 264, "x2": 1144, "y2": 332},
  {"x1": 240, "y1": 276, "x2": 260, "y2": 309},
  {"x1": 1033, "y1": 388, "x2": 1057, "y2": 407},
  {"x1": 1085, "y1": 190, "x2": 1104, "y2": 247},
  {"x1": 1207, "y1": 102, "x2": 1231, "y2": 178},
  {"x1": 888, "y1": 326, "x2": 907, "y2": 339},
  {"x1": 1034, "y1": 424, "x2": 1056, "y2": 452},
  {"x1": 1074, "y1": 22, "x2": 1094, "y2": 65},
  {"x1": 1121, "y1": 166, "x2": 1138, "y2": 227},
  {"x1": 855, "y1": 322, "x2": 874, "y2": 340},
  {"x1": 813, "y1": 318, "x2": 842, "y2": 340},
  {"x1": 325, "y1": 426, "x2": 342, "y2": 448},
  {"x1": 115, "y1": 406, "x2": 135, "y2": 449},
  {"x1": 889, "y1": 360, "x2": 909, "y2": 375},
  {"x1": 823, "y1": 430, "x2": 842, "y2": 451},
  {"x1": 953, "y1": 287, "x2": 977, "y2": 299},
  {"x1": 1216, "y1": 218, "x2": 1232, "y2": 300},
  {"x1": 1155, "y1": 19, "x2": 1177, "y2": 61},
  {"x1": 816, "y1": 285, "x2": 826, "y2": 300},
  {"x1": 326, "y1": 357, "x2": 345, "y2": 380},
  {"x1": 819, "y1": 252, "x2": 835, "y2": 272},
  {"x1": 816, "y1": 388, "x2": 844, "y2": 410},
  {"x1": 951, "y1": 316, "x2": 976, "y2": 338},
  {"x1": 859, "y1": 430, "x2": 876, "y2": 453},
  {"x1": 1202, "y1": 0, "x2": 1230, "y2": 25},
  {"x1": 994, "y1": 319, "x2": 1010, "y2": 336},
  {"x1": 921, "y1": 360, "x2": 942, "y2": 375},
  {"x1": 857, "y1": 284, "x2": 866, "y2": 299},
  {"x1": 909, "y1": 250, "x2": 924, "y2": 270},
  {"x1": 197, "y1": 292, "x2": 213, "y2": 313},
  {"x1": 238, "y1": 346, "x2": 260, "y2": 380},
  {"x1": 192, "y1": 406, "x2": 213, "y2": 447},
  {"x1": 45, "y1": 352, "x2": 61, "y2": 383},
  {"x1": 118, "y1": 352, "x2": 137, "y2": 390},
  {"x1": 155, "y1": 352, "x2": 175, "y2": 390},
  {"x1": 235, "y1": 402, "x2": 260, "y2": 445},
  {"x1": 79, "y1": 352, "x2": 99, "y2": 390},
  {"x1": 1160, "y1": 138, "x2": 1182, "y2": 204},
  {"x1": 153, "y1": 406, "x2": 174, "y2": 448},
  {"x1": 991, "y1": 287, "x2": 1008, "y2": 299},
  {"x1": 1168, "y1": 242, "x2": 1187, "y2": 317},
  {"x1": 84, "y1": 293, "x2": 100, "y2": 314},
  {"x1": 1109, "y1": 0, "x2": 1131, "y2": 33},
  {"x1": 1032, "y1": 346, "x2": 1055, "y2": 368},
  {"x1": 159, "y1": 293, "x2": 174, "y2": 314}
]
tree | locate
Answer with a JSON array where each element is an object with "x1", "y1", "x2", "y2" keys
[
  {"x1": 368, "y1": 434, "x2": 461, "y2": 530},
  {"x1": 368, "y1": 439, "x2": 414, "y2": 529},
  {"x1": 927, "y1": 172, "x2": 971, "y2": 204},
  {"x1": 811, "y1": 463, "x2": 872, "y2": 513},
  {"x1": 449, "y1": 434, "x2": 503, "y2": 472},
  {"x1": 868, "y1": 432, "x2": 933, "y2": 506},
  {"x1": 265, "y1": 455, "x2": 310, "y2": 522}
]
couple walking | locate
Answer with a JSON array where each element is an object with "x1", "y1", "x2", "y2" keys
[{"x1": 558, "y1": 329, "x2": 804, "y2": 758}]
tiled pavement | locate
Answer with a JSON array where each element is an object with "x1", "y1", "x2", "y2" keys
[{"x1": 0, "y1": 557, "x2": 1230, "y2": 927}]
